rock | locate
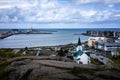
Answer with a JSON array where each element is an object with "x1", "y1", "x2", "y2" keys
[
  {"x1": 78, "y1": 74, "x2": 108, "y2": 80},
  {"x1": 7, "y1": 59, "x2": 40, "y2": 80},
  {"x1": 10, "y1": 59, "x2": 31, "y2": 66},
  {"x1": 28, "y1": 66, "x2": 68, "y2": 80},
  {"x1": 47, "y1": 73, "x2": 80, "y2": 80},
  {"x1": 33, "y1": 60, "x2": 105, "y2": 70},
  {"x1": 94, "y1": 70, "x2": 120, "y2": 80},
  {"x1": 41, "y1": 78, "x2": 62, "y2": 80},
  {"x1": 3, "y1": 57, "x2": 120, "y2": 80},
  {"x1": 78, "y1": 74, "x2": 95, "y2": 80},
  {"x1": 56, "y1": 57, "x2": 73, "y2": 62}
]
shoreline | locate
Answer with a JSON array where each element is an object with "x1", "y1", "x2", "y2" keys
[{"x1": 0, "y1": 43, "x2": 77, "y2": 49}]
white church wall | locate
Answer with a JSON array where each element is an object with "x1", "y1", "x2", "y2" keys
[{"x1": 80, "y1": 54, "x2": 90, "y2": 64}]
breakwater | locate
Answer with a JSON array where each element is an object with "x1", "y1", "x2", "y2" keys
[{"x1": 0, "y1": 29, "x2": 54, "y2": 39}]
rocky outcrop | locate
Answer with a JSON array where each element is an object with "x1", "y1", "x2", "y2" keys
[
  {"x1": 7, "y1": 59, "x2": 80, "y2": 80},
  {"x1": 0, "y1": 56, "x2": 119, "y2": 80},
  {"x1": 7, "y1": 59, "x2": 40, "y2": 80}
]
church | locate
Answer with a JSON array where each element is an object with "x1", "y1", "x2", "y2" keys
[{"x1": 73, "y1": 37, "x2": 91, "y2": 64}]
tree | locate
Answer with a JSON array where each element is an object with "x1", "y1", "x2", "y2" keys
[{"x1": 57, "y1": 48, "x2": 68, "y2": 57}]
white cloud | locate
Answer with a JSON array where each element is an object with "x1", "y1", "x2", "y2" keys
[
  {"x1": 0, "y1": 15, "x2": 10, "y2": 22},
  {"x1": 12, "y1": 16, "x2": 18, "y2": 22},
  {"x1": 74, "y1": 0, "x2": 120, "y2": 4},
  {"x1": 80, "y1": 10, "x2": 96, "y2": 18},
  {"x1": 0, "y1": 0, "x2": 120, "y2": 23},
  {"x1": 104, "y1": 0, "x2": 120, "y2": 4},
  {"x1": 108, "y1": 4, "x2": 114, "y2": 7},
  {"x1": 75, "y1": 0, "x2": 99, "y2": 4},
  {"x1": 94, "y1": 11, "x2": 113, "y2": 21}
]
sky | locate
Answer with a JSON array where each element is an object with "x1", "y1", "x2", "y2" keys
[{"x1": 0, "y1": 0, "x2": 120, "y2": 28}]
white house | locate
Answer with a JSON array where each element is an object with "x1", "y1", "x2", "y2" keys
[
  {"x1": 98, "y1": 42, "x2": 120, "y2": 56},
  {"x1": 73, "y1": 38, "x2": 90, "y2": 64}
]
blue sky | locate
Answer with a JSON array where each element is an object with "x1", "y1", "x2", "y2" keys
[{"x1": 0, "y1": 0, "x2": 120, "y2": 28}]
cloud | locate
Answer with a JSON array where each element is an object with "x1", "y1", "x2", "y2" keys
[
  {"x1": 0, "y1": 0, "x2": 120, "y2": 24},
  {"x1": 74, "y1": 0, "x2": 120, "y2": 4},
  {"x1": 104, "y1": 0, "x2": 120, "y2": 4},
  {"x1": 75, "y1": 0, "x2": 99, "y2": 4}
]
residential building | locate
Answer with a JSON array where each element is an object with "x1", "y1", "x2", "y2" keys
[{"x1": 98, "y1": 42, "x2": 120, "y2": 56}]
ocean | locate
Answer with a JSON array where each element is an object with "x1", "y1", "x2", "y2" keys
[{"x1": 0, "y1": 28, "x2": 119, "y2": 48}]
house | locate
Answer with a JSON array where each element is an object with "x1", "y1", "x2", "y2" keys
[
  {"x1": 73, "y1": 37, "x2": 90, "y2": 64},
  {"x1": 13, "y1": 49, "x2": 20, "y2": 54},
  {"x1": 88, "y1": 37, "x2": 115, "y2": 48},
  {"x1": 98, "y1": 42, "x2": 120, "y2": 56},
  {"x1": 88, "y1": 37, "x2": 100, "y2": 48}
]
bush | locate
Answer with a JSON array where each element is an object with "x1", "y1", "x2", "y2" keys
[
  {"x1": 67, "y1": 56, "x2": 73, "y2": 60},
  {"x1": 0, "y1": 49, "x2": 26, "y2": 59},
  {"x1": 57, "y1": 48, "x2": 68, "y2": 57}
]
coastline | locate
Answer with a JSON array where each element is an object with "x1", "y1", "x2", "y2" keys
[{"x1": 0, "y1": 43, "x2": 77, "y2": 49}]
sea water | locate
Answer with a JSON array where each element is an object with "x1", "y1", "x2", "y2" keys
[{"x1": 0, "y1": 28, "x2": 119, "y2": 48}]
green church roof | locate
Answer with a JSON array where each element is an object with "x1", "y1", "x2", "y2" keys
[
  {"x1": 73, "y1": 50, "x2": 91, "y2": 57},
  {"x1": 73, "y1": 50, "x2": 83, "y2": 57},
  {"x1": 85, "y1": 52, "x2": 90, "y2": 57}
]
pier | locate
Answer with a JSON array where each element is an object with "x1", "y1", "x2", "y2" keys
[{"x1": 0, "y1": 29, "x2": 54, "y2": 39}]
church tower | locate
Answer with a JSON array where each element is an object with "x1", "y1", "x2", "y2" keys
[{"x1": 76, "y1": 37, "x2": 82, "y2": 51}]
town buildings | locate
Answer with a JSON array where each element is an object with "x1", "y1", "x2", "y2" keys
[
  {"x1": 88, "y1": 36, "x2": 120, "y2": 56},
  {"x1": 86, "y1": 30, "x2": 120, "y2": 38}
]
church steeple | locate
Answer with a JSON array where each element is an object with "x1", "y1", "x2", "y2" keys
[
  {"x1": 76, "y1": 37, "x2": 82, "y2": 51},
  {"x1": 78, "y1": 37, "x2": 81, "y2": 46}
]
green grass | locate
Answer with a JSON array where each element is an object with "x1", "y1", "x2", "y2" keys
[
  {"x1": 90, "y1": 58, "x2": 104, "y2": 65},
  {"x1": 106, "y1": 56, "x2": 120, "y2": 70},
  {"x1": 0, "y1": 49, "x2": 31, "y2": 59},
  {"x1": 109, "y1": 57, "x2": 120, "y2": 64}
]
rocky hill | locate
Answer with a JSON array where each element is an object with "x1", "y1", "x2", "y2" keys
[{"x1": 0, "y1": 56, "x2": 120, "y2": 80}]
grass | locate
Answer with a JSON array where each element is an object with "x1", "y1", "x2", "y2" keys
[
  {"x1": 0, "y1": 49, "x2": 31, "y2": 60},
  {"x1": 108, "y1": 56, "x2": 120, "y2": 64},
  {"x1": 90, "y1": 58, "x2": 104, "y2": 65},
  {"x1": 107, "y1": 56, "x2": 120, "y2": 69}
]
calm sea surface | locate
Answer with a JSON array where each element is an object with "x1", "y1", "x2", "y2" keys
[{"x1": 0, "y1": 29, "x2": 119, "y2": 48}]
